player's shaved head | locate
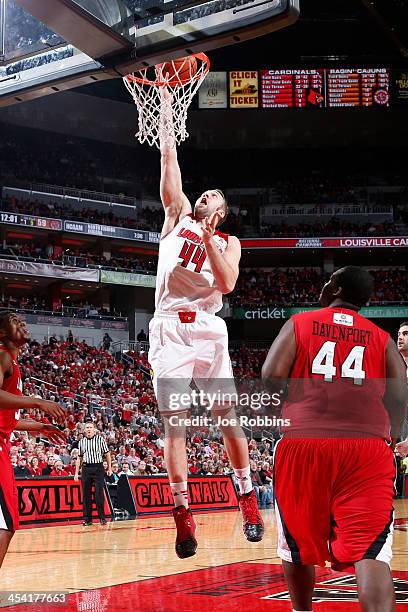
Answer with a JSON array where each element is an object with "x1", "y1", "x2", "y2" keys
[
  {"x1": 333, "y1": 266, "x2": 374, "y2": 307},
  {"x1": 320, "y1": 266, "x2": 374, "y2": 309}
]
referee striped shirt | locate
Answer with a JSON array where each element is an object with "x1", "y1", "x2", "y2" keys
[{"x1": 79, "y1": 435, "x2": 109, "y2": 464}]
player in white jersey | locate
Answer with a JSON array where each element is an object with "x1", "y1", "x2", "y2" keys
[
  {"x1": 148, "y1": 88, "x2": 264, "y2": 558},
  {"x1": 395, "y1": 322, "x2": 408, "y2": 459}
]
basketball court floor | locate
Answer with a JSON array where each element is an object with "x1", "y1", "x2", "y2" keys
[{"x1": 0, "y1": 499, "x2": 406, "y2": 611}]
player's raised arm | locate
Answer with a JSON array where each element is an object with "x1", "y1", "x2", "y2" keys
[
  {"x1": 384, "y1": 337, "x2": 408, "y2": 444},
  {"x1": 159, "y1": 88, "x2": 192, "y2": 237}
]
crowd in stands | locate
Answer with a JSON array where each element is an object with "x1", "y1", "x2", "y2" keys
[
  {"x1": 1, "y1": 195, "x2": 404, "y2": 240},
  {"x1": 259, "y1": 219, "x2": 400, "y2": 238},
  {"x1": 230, "y1": 267, "x2": 408, "y2": 306},
  {"x1": 0, "y1": 294, "x2": 119, "y2": 319},
  {"x1": 1, "y1": 125, "x2": 408, "y2": 240},
  {"x1": 274, "y1": 176, "x2": 363, "y2": 205},
  {"x1": 1, "y1": 198, "x2": 405, "y2": 248},
  {"x1": 1, "y1": 266, "x2": 407, "y2": 318},
  {"x1": 63, "y1": 250, "x2": 157, "y2": 274},
  {"x1": 9, "y1": 337, "x2": 275, "y2": 506},
  {"x1": 8, "y1": 331, "x2": 408, "y2": 499},
  {"x1": 0, "y1": 126, "x2": 159, "y2": 196},
  {"x1": 1, "y1": 197, "x2": 162, "y2": 232},
  {"x1": 0, "y1": 242, "x2": 157, "y2": 275}
]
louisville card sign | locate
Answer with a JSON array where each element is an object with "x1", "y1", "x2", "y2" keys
[
  {"x1": 128, "y1": 475, "x2": 239, "y2": 514},
  {"x1": 16, "y1": 478, "x2": 112, "y2": 524}
]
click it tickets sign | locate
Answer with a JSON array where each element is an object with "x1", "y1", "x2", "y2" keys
[
  {"x1": 199, "y1": 71, "x2": 228, "y2": 108},
  {"x1": 229, "y1": 71, "x2": 259, "y2": 108}
]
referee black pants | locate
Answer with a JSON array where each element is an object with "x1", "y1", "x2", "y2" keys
[{"x1": 81, "y1": 463, "x2": 106, "y2": 522}]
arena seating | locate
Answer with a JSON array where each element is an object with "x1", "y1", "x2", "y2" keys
[
  {"x1": 0, "y1": 243, "x2": 156, "y2": 274},
  {"x1": 0, "y1": 195, "x2": 403, "y2": 238},
  {"x1": 11, "y1": 339, "x2": 274, "y2": 480},
  {"x1": 230, "y1": 267, "x2": 408, "y2": 306},
  {"x1": 1, "y1": 125, "x2": 407, "y2": 239}
]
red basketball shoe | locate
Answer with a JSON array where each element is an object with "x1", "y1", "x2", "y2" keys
[
  {"x1": 172, "y1": 505, "x2": 198, "y2": 558},
  {"x1": 239, "y1": 490, "x2": 264, "y2": 542}
]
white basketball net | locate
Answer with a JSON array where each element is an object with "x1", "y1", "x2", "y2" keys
[{"x1": 123, "y1": 53, "x2": 210, "y2": 149}]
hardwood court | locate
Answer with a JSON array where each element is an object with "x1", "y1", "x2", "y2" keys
[{"x1": 0, "y1": 500, "x2": 407, "y2": 611}]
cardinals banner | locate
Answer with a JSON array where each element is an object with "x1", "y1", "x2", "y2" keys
[{"x1": 128, "y1": 475, "x2": 239, "y2": 514}]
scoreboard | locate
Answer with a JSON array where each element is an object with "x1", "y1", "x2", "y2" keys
[
  {"x1": 261, "y1": 69, "x2": 324, "y2": 108},
  {"x1": 327, "y1": 68, "x2": 390, "y2": 107},
  {"x1": 260, "y1": 67, "x2": 390, "y2": 109}
]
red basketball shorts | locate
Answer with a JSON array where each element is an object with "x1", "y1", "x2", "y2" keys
[
  {"x1": 0, "y1": 442, "x2": 19, "y2": 532},
  {"x1": 273, "y1": 437, "x2": 395, "y2": 572}
]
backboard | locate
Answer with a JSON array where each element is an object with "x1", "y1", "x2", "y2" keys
[
  {"x1": 0, "y1": 0, "x2": 299, "y2": 106},
  {"x1": 127, "y1": 0, "x2": 299, "y2": 62}
]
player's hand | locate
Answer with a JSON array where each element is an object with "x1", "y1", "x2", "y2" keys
[
  {"x1": 40, "y1": 424, "x2": 67, "y2": 445},
  {"x1": 395, "y1": 439, "x2": 408, "y2": 458},
  {"x1": 35, "y1": 399, "x2": 65, "y2": 425},
  {"x1": 201, "y1": 211, "x2": 222, "y2": 244},
  {"x1": 74, "y1": 474, "x2": 79, "y2": 482}
]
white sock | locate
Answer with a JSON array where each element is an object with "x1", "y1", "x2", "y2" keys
[
  {"x1": 170, "y1": 481, "x2": 189, "y2": 508},
  {"x1": 233, "y1": 466, "x2": 253, "y2": 495}
]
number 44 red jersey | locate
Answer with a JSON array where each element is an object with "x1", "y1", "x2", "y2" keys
[{"x1": 281, "y1": 306, "x2": 391, "y2": 439}]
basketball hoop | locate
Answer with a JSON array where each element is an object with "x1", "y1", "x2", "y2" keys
[{"x1": 123, "y1": 52, "x2": 210, "y2": 149}]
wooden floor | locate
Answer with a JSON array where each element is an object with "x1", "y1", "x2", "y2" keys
[{"x1": 0, "y1": 500, "x2": 407, "y2": 611}]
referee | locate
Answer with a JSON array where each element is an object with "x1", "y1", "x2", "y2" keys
[{"x1": 74, "y1": 421, "x2": 111, "y2": 526}]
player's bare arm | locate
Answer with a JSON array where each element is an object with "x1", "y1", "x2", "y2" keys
[
  {"x1": 14, "y1": 420, "x2": 67, "y2": 444},
  {"x1": 384, "y1": 337, "x2": 408, "y2": 447},
  {"x1": 159, "y1": 88, "x2": 192, "y2": 238},
  {"x1": 201, "y1": 219, "x2": 241, "y2": 293},
  {"x1": 0, "y1": 350, "x2": 65, "y2": 423},
  {"x1": 262, "y1": 319, "x2": 296, "y2": 381}
]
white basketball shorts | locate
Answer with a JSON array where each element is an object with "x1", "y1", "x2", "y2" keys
[{"x1": 148, "y1": 311, "x2": 235, "y2": 415}]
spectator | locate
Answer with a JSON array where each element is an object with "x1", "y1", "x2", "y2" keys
[
  {"x1": 29, "y1": 456, "x2": 42, "y2": 476},
  {"x1": 137, "y1": 329, "x2": 147, "y2": 342},
  {"x1": 198, "y1": 461, "x2": 210, "y2": 475},
  {"x1": 65, "y1": 457, "x2": 78, "y2": 475},
  {"x1": 258, "y1": 461, "x2": 273, "y2": 506},
  {"x1": 250, "y1": 460, "x2": 268, "y2": 509},
  {"x1": 106, "y1": 461, "x2": 120, "y2": 484},
  {"x1": 118, "y1": 461, "x2": 134, "y2": 477},
  {"x1": 134, "y1": 461, "x2": 147, "y2": 476},
  {"x1": 51, "y1": 460, "x2": 69, "y2": 477},
  {"x1": 102, "y1": 334, "x2": 112, "y2": 351},
  {"x1": 41, "y1": 455, "x2": 56, "y2": 475},
  {"x1": 14, "y1": 457, "x2": 32, "y2": 477}
]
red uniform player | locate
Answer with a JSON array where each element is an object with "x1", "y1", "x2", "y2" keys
[
  {"x1": 0, "y1": 312, "x2": 65, "y2": 569},
  {"x1": 262, "y1": 267, "x2": 407, "y2": 612}
]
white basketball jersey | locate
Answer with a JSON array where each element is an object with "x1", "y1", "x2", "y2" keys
[{"x1": 155, "y1": 214, "x2": 229, "y2": 314}]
